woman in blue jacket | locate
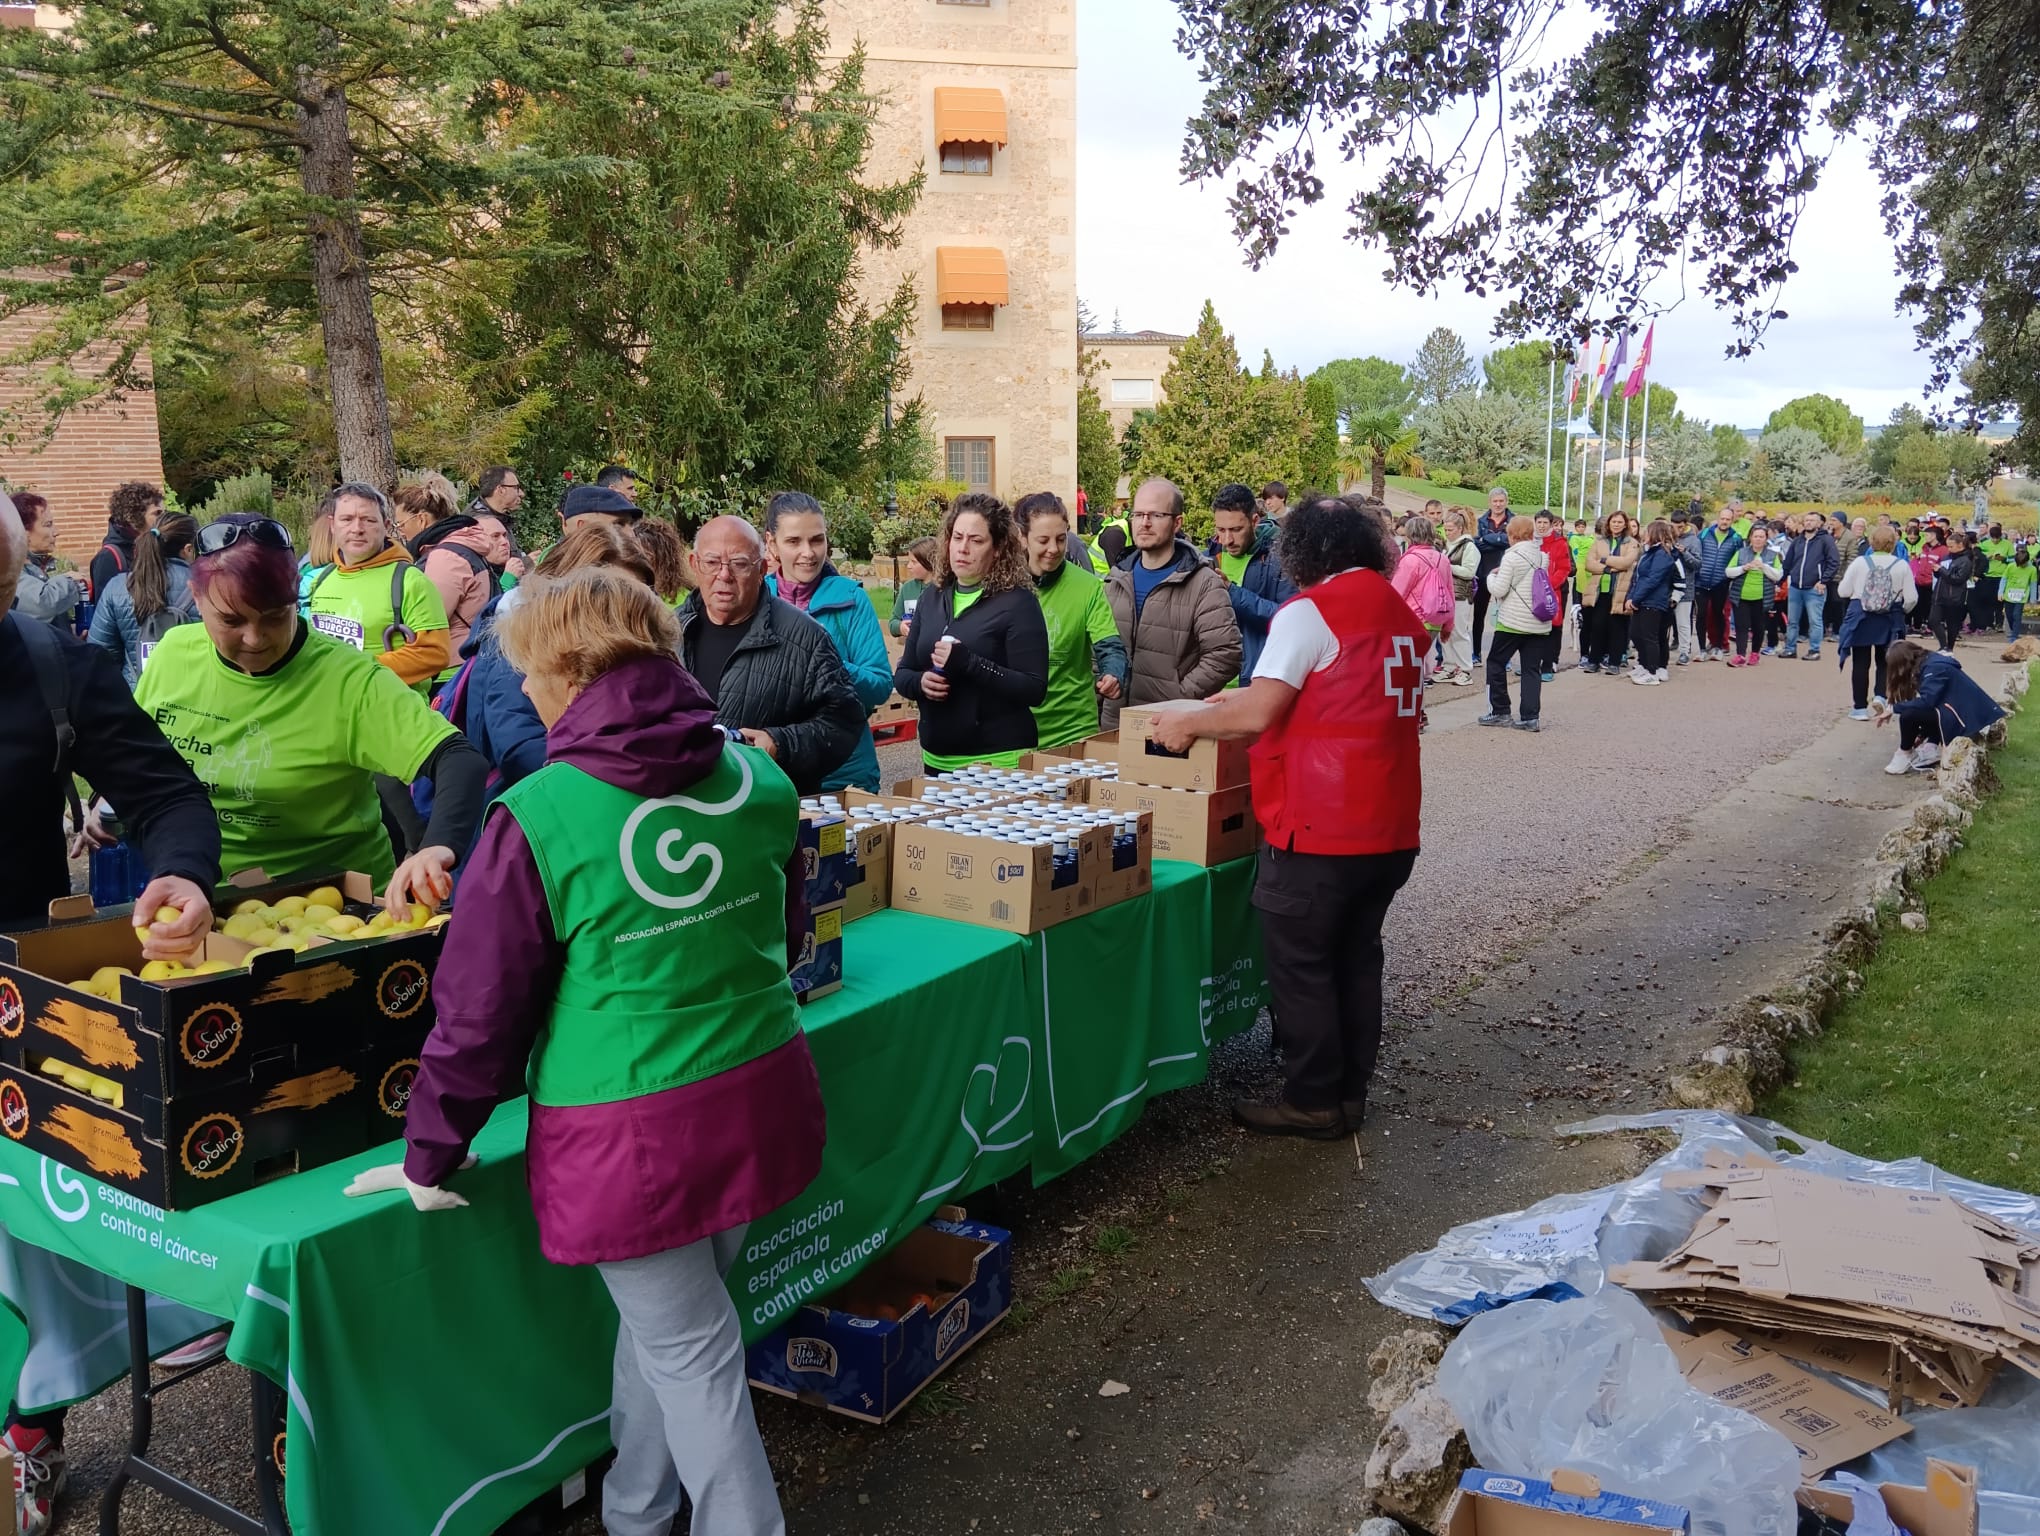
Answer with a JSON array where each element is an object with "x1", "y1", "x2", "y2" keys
[
  {"x1": 1878, "y1": 640, "x2": 2004, "y2": 776},
  {"x1": 88, "y1": 513, "x2": 197, "y2": 686},
  {"x1": 1620, "y1": 518, "x2": 1684, "y2": 685},
  {"x1": 764, "y1": 492, "x2": 889, "y2": 792}
]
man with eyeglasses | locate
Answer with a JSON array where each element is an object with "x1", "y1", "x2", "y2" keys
[
  {"x1": 1100, "y1": 478, "x2": 1242, "y2": 729},
  {"x1": 468, "y1": 465, "x2": 531, "y2": 584},
  {"x1": 676, "y1": 516, "x2": 864, "y2": 795}
]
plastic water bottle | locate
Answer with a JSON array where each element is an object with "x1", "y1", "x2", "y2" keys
[
  {"x1": 1050, "y1": 833, "x2": 1077, "y2": 890},
  {"x1": 88, "y1": 817, "x2": 150, "y2": 909},
  {"x1": 1112, "y1": 814, "x2": 1138, "y2": 871}
]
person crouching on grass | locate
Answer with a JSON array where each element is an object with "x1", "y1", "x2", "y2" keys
[
  {"x1": 1146, "y1": 494, "x2": 1424, "y2": 1139},
  {"x1": 347, "y1": 566, "x2": 824, "y2": 1536},
  {"x1": 1874, "y1": 638, "x2": 2005, "y2": 776}
]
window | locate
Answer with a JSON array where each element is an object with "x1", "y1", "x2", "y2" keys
[
  {"x1": 1110, "y1": 378, "x2": 1157, "y2": 405},
  {"x1": 945, "y1": 437, "x2": 995, "y2": 492},
  {"x1": 941, "y1": 302, "x2": 996, "y2": 331},
  {"x1": 939, "y1": 140, "x2": 995, "y2": 175}
]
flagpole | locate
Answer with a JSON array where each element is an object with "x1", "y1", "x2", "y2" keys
[
  {"x1": 1559, "y1": 401, "x2": 1574, "y2": 523},
  {"x1": 1543, "y1": 350, "x2": 1556, "y2": 507},
  {"x1": 1613, "y1": 388, "x2": 1633, "y2": 513},
  {"x1": 1635, "y1": 377, "x2": 1654, "y2": 513},
  {"x1": 1595, "y1": 386, "x2": 1611, "y2": 520}
]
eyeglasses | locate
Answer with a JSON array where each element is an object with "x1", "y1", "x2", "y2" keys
[
  {"x1": 695, "y1": 556, "x2": 761, "y2": 577},
  {"x1": 196, "y1": 518, "x2": 294, "y2": 556},
  {"x1": 1130, "y1": 511, "x2": 1177, "y2": 524},
  {"x1": 499, "y1": 480, "x2": 522, "y2": 491}
]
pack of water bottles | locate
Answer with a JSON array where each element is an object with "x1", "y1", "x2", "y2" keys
[{"x1": 885, "y1": 796, "x2": 1153, "y2": 934}]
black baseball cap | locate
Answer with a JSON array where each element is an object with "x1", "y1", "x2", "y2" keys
[{"x1": 561, "y1": 484, "x2": 643, "y2": 521}]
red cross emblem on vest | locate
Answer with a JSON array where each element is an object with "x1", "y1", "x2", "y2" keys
[{"x1": 1383, "y1": 634, "x2": 1425, "y2": 717}]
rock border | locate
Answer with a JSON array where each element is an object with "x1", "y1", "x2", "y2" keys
[{"x1": 1667, "y1": 663, "x2": 2031, "y2": 1115}]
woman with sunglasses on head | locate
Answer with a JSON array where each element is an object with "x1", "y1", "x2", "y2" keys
[
  {"x1": 301, "y1": 481, "x2": 452, "y2": 695},
  {"x1": 135, "y1": 515, "x2": 488, "y2": 915}
]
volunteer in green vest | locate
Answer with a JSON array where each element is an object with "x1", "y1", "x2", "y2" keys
[
  {"x1": 302, "y1": 482, "x2": 452, "y2": 693},
  {"x1": 349, "y1": 566, "x2": 824, "y2": 1536},
  {"x1": 1085, "y1": 510, "x2": 1131, "y2": 574},
  {"x1": 1728, "y1": 496, "x2": 1754, "y2": 542},
  {"x1": 1016, "y1": 491, "x2": 1128, "y2": 747},
  {"x1": 2001, "y1": 544, "x2": 2036, "y2": 643},
  {"x1": 138, "y1": 515, "x2": 488, "y2": 906},
  {"x1": 1975, "y1": 522, "x2": 2012, "y2": 633}
]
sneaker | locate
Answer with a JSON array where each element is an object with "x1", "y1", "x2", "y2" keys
[
  {"x1": 1656, "y1": 668, "x2": 1670, "y2": 683},
  {"x1": 5, "y1": 1424, "x2": 64, "y2": 1536},
  {"x1": 1476, "y1": 712, "x2": 1512, "y2": 727},
  {"x1": 1761, "y1": 645, "x2": 1775, "y2": 656},
  {"x1": 1540, "y1": 670, "x2": 1556, "y2": 683},
  {"x1": 1513, "y1": 717, "x2": 1543, "y2": 732},
  {"x1": 1748, "y1": 652, "x2": 1761, "y2": 666},
  {"x1": 1632, "y1": 672, "x2": 1662, "y2": 686},
  {"x1": 1629, "y1": 665, "x2": 1649, "y2": 681},
  {"x1": 1806, "y1": 650, "x2": 1821, "y2": 660},
  {"x1": 1873, "y1": 695, "x2": 1887, "y2": 707},
  {"x1": 157, "y1": 1329, "x2": 230, "y2": 1369},
  {"x1": 1727, "y1": 654, "x2": 1746, "y2": 667},
  {"x1": 1677, "y1": 652, "x2": 1691, "y2": 666},
  {"x1": 1780, "y1": 649, "x2": 1797, "y2": 660},
  {"x1": 1849, "y1": 707, "x2": 1873, "y2": 721},
  {"x1": 1580, "y1": 662, "x2": 1600, "y2": 675},
  {"x1": 1231, "y1": 1097, "x2": 1344, "y2": 1140},
  {"x1": 1885, "y1": 748, "x2": 1914, "y2": 776},
  {"x1": 1911, "y1": 742, "x2": 1942, "y2": 769}
]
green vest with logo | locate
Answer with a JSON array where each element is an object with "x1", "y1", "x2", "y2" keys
[
  {"x1": 498, "y1": 743, "x2": 801, "y2": 1109},
  {"x1": 1083, "y1": 516, "x2": 1130, "y2": 574}
]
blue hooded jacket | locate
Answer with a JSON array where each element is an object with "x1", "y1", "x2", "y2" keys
[
  {"x1": 1891, "y1": 652, "x2": 2005, "y2": 741},
  {"x1": 769, "y1": 566, "x2": 887, "y2": 792},
  {"x1": 1204, "y1": 521, "x2": 1296, "y2": 682},
  {"x1": 461, "y1": 590, "x2": 549, "y2": 796},
  {"x1": 1625, "y1": 545, "x2": 1680, "y2": 611}
]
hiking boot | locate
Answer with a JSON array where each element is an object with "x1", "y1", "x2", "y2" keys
[
  {"x1": 1231, "y1": 1098, "x2": 1344, "y2": 1140},
  {"x1": 1476, "y1": 712, "x2": 1511, "y2": 726}
]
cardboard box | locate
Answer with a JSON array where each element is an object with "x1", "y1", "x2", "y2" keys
[
  {"x1": 747, "y1": 1209, "x2": 1012, "y2": 1424},
  {"x1": 1797, "y1": 1460, "x2": 1976, "y2": 1536},
  {"x1": 1441, "y1": 1469, "x2": 1689, "y2": 1534},
  {"x1": 797, "y1": 813, "x2": 850, "y2": 911},
  {"x1": 841, "y1": 821, "x2": 891, "y2": 923},
  {"x1": 1664, "y1": 1328, "x2": 1910, "y2": 1476},
  {"x1": 1091, "y1": 808, "x2": 1153, "y2": 905},
  {"x1": 1088, "y1": 779, "x2": 1256, "y2": 867},
  {"x1": 1114, "y1": 702, "x2": 1253, "y2": 792},
  {"x1": 0, "y1": 871, "x2": 447, "y2": 1209},
  {"x1": 840, "y1": 791, "x2": 947, "y2": 820},
  {"x1": 790, "y1": 903, "x2": 844, "y2": 1003},
  {"x1": 890, "y1": 823, "x2": 1088, "y2": 933}
]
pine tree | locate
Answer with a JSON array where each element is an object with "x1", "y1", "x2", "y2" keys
[{"x1": 1410, "y1": 326, "x2": 1477, "y2": 407}]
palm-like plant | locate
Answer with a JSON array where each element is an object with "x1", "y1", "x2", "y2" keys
[{"x1": 1340, "y1": 411, "x2": 1422, "y2": 499}]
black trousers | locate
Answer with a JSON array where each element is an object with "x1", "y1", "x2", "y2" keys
[
  {"x1": 1850, "y1": 645, "x2": 1888, "y2": 709},
  {"x1": 1932, "y1": 601, "x2": 1965, "y2": 652},
  {"x1": 1633, "y1": 608, "x2": 1668, "y2": 673},
  {"x1": 1486, "y1": 631, "x2": 1544, "y2": 721},
  {"x1": 1471, "y1": 573, "x2": 1495, "y2": 659},
  {"x1": 1824, "y1": 590, "x2": 1849, "y2": 638},
  {"x1": 1733, "y1": 597, "x2": 1767, "y2": 655},
  {"x1": 1251, "y1": 843, "x2": 1418, "y2": 1114},
  {"x1": 1969, "y1": 576, "x2": 2000, "y2": 632},
  {"x1": 1900, "y1": 712, "x2": 1942, "y2": 750}
]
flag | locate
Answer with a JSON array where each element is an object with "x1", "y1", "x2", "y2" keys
[
  {"x1": 1600, "y1": 331, "x2": 1628, "y2": 400},
  {"x1": 1590, "y1": 338, "x2": 1610, "y2": 397},
  {"x1": 1567, "y1": 341, "x2": 1589, "y2": 406},
  {"x1": 1623, "y1": 322, "x2": 1654, "y2": 398}
]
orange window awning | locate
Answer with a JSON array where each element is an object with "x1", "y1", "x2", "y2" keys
[
  {"x1": 936, "y1": 246, "x2": 1009, "y2": 307},
  {"x1": 933, "y1": 87, "x2": 1008, "y2": 148}
]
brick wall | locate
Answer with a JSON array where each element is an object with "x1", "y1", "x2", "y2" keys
[{"x1": 0, "y1": 307, "x2": 168, "y2": 569}]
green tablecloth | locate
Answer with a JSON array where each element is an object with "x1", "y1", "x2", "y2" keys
[{"x1": 0, "y1": 858, "x2": 1266, "y2": 1536}]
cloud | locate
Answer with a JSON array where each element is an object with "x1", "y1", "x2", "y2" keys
[{"x1": 1078, "y1": 0, "x2": 1933, "y2": 431}]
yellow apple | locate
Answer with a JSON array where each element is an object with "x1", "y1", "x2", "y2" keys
[
  {"x1": 222, "y1": 914, "x2": 263, "y2": 940},
  {"x1": 246, "y1": 927, "x2": 281, "y2": 949},
  {"x1": 271, "y1": 896, "x2": 309, "y2": 916},
  {"x1": 322, "y1": 915, "x2": 365, "y2": 936},
  {"x1": 302, "y1": 903, "x2": 340, "y2": 924},
  {"x1": 138, "y1": 960, "x2": 185, "y2": 982},
  {"x1": 232, "y1": 898, "x2": 267, "y2": 917},
  {"x1": 191, "y1": 960, "x2": 234, "y2": 975},
  {"x1": 305, "y1": 885, "x2": 345, "y2": 910},
  {"x1": 405, "y1": 903, "x2": 431, "y2": 929}
]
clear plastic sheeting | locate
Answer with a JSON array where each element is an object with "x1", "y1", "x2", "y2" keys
[
  {"x1": 1435, "y1": 1288, "x2": 1803, "y2": 1536},
  {"x1": 1360, "y1": 1186, "x2": 1616, "y2": 1321}
]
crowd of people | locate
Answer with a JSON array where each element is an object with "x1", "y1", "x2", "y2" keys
[
  {"x1": 0, "y1": 458, "x2": 2023, "y2": 1535},
  {"x1": 1399, "y1": 490, "x2": 2016, "y2": 771}
]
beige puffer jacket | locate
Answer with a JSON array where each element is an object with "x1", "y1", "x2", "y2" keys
[
  {"x1": 1101, "y1": 538, "x2": 1243, "y2": 729},
  {"x1": 1485, "y1": 541, "x2": 1552, "y2": 635}
]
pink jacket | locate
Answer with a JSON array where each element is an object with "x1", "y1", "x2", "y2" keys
[
  {"x1": 1391, "y1": 544, "x2": 1456, "y2": 634},
  {"x1": 420, "y1": 525, "x2": 500, "y2": 657}
]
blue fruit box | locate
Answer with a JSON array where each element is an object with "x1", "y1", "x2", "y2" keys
[
  {"x1": 788, "y1": 901, "x2": 843, "y2": 1004},
  {"x1": 1441, "y1": 1469, "x2": 1690, "y2": 1534},
  {"x1": 797, "y1": 813, "x2": 851, "y2": 911},
  {"x1": 746, "y1": 1208, "x2": 1011, "y2": 1423}
]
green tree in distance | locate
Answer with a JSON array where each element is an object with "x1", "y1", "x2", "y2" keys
[
  {"x1": 1766, "y1": 393, "x2": 1866, "y2": 454},
  {"x1": 1891, "y1": 432, "x2": 1952, "y2": 502},
  {"x1": 1410, "y1": 326, "x2": 1476, "y2": 407},
  {"x1": 1076, "y1": 367, "x2": 1120, "y2": 518},
  {"x1": 1341, "y1": 411, "x2": 1420, "y2": 500},
  {"x1": 1711, "y1": 423, "x2": 1752, "y2": 477},
  {"x1": 1309, "y1": 355, "x2": 1415, "y2": 426},
  {"x1": 1481, "y1": 340, "x2": 1557, "y2": 402}
]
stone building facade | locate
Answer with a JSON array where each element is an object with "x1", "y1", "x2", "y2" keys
[
  {"x1": 1081, "y1": 328, "x2": 1187, "y2": 437},
  {"x1": 820, "y1": 0, "x2": 1077, "y2": 503}
]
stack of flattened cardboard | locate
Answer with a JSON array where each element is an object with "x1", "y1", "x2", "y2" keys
[{"x1": 1613, "y1": 1157, "x2": 2040, "y2": 1412}]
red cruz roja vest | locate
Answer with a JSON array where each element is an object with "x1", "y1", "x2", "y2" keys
[{"x1": 1249, "y1": 568, "x2": 1427, "y2": 856}]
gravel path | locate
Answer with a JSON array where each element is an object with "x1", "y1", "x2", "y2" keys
[{"x1": 51, "y1": 631, "x2": 2010, "y2": 1536}]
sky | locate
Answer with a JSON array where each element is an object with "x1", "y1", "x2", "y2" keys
[{"x1": 1075, "y1": 0, "x2": 1935, "y2": 434}]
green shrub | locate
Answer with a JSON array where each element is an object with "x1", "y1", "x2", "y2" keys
[
  {"x1": 1430, "y1": 466, "x2": 1463, "y2": 489},
  {"x1": 196, "y1": 471, "x2": 275, "y2": 521},
  {"x1": 826, "y1": 497, "x2": 877, "y2": 560},
  {"x1": 1496, "y1": 469, "x2": 1546, "y2": 509}
]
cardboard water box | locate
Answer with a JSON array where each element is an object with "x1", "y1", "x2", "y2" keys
[
  {"x1": 1441, "y1": 1469, "x2": 1689, "y2": 1534},
  {"x1": 0, "y1": 872, "x2": 439, "y2": 1209},
  {"x1": 789, "y1": 903, "x2": 844, "y2": 1004},
  {"x1": 747, "y1": 1209, "x2": 1012, "y2": 1424},
  {"x1": 1088, "y1": 779, "x2": 1256, "y2": 867},
  {"x1": 840, "y1": 820, "x2": 892, "y2": 923},
  {"x1": 890, "y1": 822, "x2": 1089, "y2": 933},
  {"x1": 1114, "y1": 702, "x2": 1253, "y2": 792},
  {"x1": 797, "y1": 811, "x2": 851, "y2": 911}
]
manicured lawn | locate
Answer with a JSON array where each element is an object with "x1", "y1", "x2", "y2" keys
[
  {"x1": 1767, "y1": 692, "x2": 2040, "y2": 1194},
  {"x1": 1386, "y1": 476, "x2": 1487, "y2": 509}
]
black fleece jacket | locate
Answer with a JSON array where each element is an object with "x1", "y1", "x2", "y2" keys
[{"x1": 893, "y1": 582, "x2": 1050, "y2": 758}]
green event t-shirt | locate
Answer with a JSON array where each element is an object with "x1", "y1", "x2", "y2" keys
[
  {"x1": 1031, "y1": 563, "x2": 1119, "y2": 749},
  {"x1": 135, "y1": 623, "x2": 457, "y2": 887},
  {"x1": 2002, "y1": 563, "x2": 2037, "y2": 602},
  {"x1": 1217, "y1": 550, "x2": 1250, "y2": 585},
  {"x1": 1733, "y1": 516, "x2": 1754, "y2": 541},
  {"x1": 303, "y1": 557, "x2": 449, "y2": 689}
]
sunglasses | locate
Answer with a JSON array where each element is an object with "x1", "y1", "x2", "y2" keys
[{"x1": 196, "y1": 518, "x2": 295, "y2": 556}]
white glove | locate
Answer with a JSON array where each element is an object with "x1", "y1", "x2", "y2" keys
[{"x1": 343, "y1": 1155, "x2": 476, "y2": 1212}]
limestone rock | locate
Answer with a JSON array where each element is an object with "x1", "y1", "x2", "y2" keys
[
  {"x1": 1367, "y1": 1327, "x2": 1448, "y2": 1419},
  {"x1": 1359, "y1": 1521, "x2": 1413, "y2": 1536},
  {"x1": 1669, "y1": 1046, "x2": 1756, "y2": 1115},
  {"x1": 1363, "y1": 1382, "x2": 1472, "y2": 1535},
  {"x1": 1900, "y1": 910, "x2": 1929, "y2": 932}
]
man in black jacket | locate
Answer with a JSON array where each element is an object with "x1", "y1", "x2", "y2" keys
[
  {"x1": 1, "y1": 491, "x2": 219, "y2": 936},
  {"x1": 677, "y1": 516, "x2": 864, "y2": 794},
  {"x1": 87, "y1": 480, "x2": 162, "y2": 602},
  {"x1": 1780, "y1": 512, "x2": 1840, "y2": 659}
]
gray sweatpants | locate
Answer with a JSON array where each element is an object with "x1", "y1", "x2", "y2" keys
[{"x1": 599, "y1": 1225, "x2": 785, "y2": 1536}]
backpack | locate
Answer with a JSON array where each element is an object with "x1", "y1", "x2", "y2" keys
[
  {"x1": 1861, "y1": 555, "x2": 1899, "y2": 614},
  {"x1": 89, "y1": 540, "x2": 126, "y2": 601},
  {"x1": 1408, "y1": 548, "x2": 1456, "y2": 631},
  {"x1": 413, "y1": 532, "x2": 499, "y2": 600},
  {"x1": 1529, "y1": 564, "x2": 1560, "y2": 625},
  {"x1": 133, "y1": 593, "x2": 198, "y2": 672},
  {"x1": 15, "y1": 614, "x2": 84, "y2": 832}
]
